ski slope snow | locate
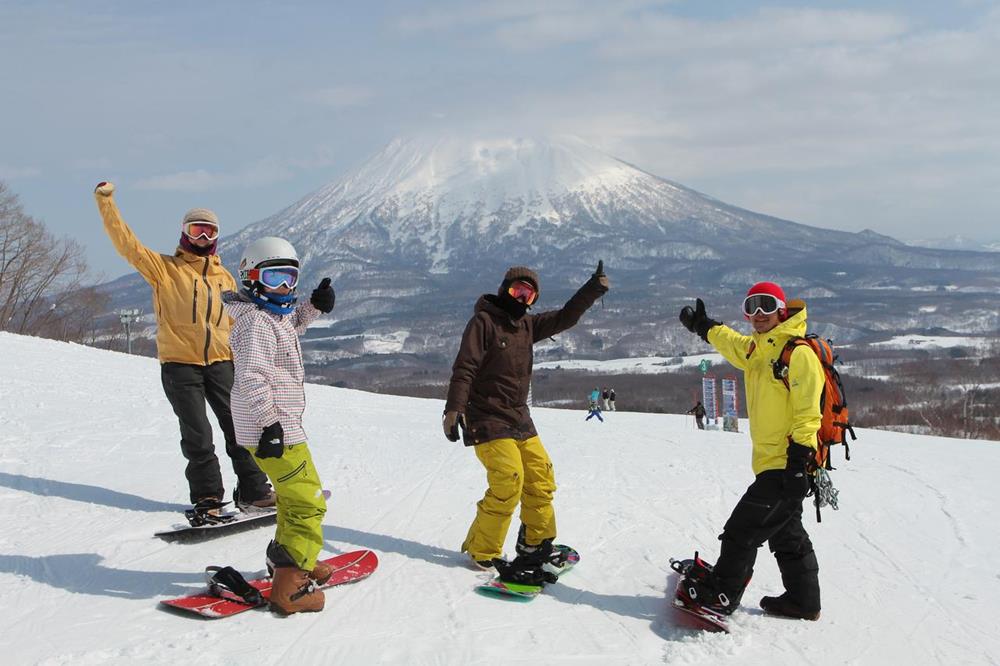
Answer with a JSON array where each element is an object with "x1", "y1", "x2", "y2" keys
[{"x1": 1, "y1": 331, "x2": 998, "y2": 665}]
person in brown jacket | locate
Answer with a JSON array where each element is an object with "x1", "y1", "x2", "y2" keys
[
  {"x1": 93, "y1": 182, "x2": 272, "y2": 521},
  {"x1": 443, "y1": 261, "x2": 609, "y2": 574}
]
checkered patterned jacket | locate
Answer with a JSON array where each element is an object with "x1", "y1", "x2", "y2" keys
[{"x1": 223, "y1": 291, "x2": 321, "y2": 448}]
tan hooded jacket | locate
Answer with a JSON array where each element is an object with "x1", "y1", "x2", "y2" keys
[{"x1": 95, "y1": 192, "x2": 237, "y2": 365}]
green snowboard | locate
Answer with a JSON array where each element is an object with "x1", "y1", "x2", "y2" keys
[{"x1": 475, "y1": 545, "x2": 579, "y2": 601}]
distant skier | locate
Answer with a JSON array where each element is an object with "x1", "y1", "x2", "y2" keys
[
  {"x1": 678, "y1": 282, "x2": 824, "y2": 621},
  {"x1": 608, "y1": 388, "x2": 617, "y2": 411},
  {"x1": 601, "y1": 387, "x2": 610, "y2": 411},
  {"x1": 444, "y1": 262, "x2": 609, "y2": 578},
  {"x1": 223, "y1": 236, "x2": 337, "y2": 615},
  {"x1": 93, "y1": 182, "x2": 273, "y2": 521},
  {"x1": 590, "y1": 387, "x2": 601, "y2": 405},
  {"x1": 687, "y1": 401, "x2": 707, "y2": 429},
  {"x1": 585, "y1": 398, "x2": 604, "y2": 422}
]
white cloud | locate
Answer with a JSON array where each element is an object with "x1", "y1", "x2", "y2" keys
[{"x1": 135, "y1": 160, "x2": 296, "y2": 192}]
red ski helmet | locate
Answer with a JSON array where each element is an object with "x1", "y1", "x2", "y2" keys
[{"x1": 744, "y1": 281, "x2": 787, "y2": 320}]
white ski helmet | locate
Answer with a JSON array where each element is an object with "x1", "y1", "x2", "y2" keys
[{"x1": 238, "y1": 237, "x2": 299, "y2": 291}]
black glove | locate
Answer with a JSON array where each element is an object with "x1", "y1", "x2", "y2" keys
[
  {"x1": 310, "y1": 277, "x2": 336, "y2": 313},
  {"x1": 588, "y1": 259, "x2": 609, "y2": 294},
  {"x1": 783, "y1": 441, "x2": 815, "y2": 499},
  {"x1": 443, "y1": 411, "x2": 465, "y2": 442},
  {"x1": 255, "y1": 422, "x2": 285, "y2": 459},
  {"x1": 679, "y1": 298, "x2": 720, "y2": 342}
]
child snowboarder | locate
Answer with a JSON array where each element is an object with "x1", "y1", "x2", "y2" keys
[
  {"x1": 443, "y1": 262, "x2": 609, "y2": 580},
  {"x1": 223, "y1": 236, "x2": 337, "y2": 615},
  {"x1": 586, "y1": 396, "x2": 604, "y2": 422}
]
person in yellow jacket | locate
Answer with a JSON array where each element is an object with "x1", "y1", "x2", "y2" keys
[
  {"x1": 93, "y1": 182, "x2": 272, "y2": 520},
  {"x1": 678, "y1": 281, "x2": 824, "y2": 621}
]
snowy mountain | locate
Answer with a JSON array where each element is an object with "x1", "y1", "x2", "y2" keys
[
  {"x1": 906, "y1": 234, "x2": 1000, "y2": 253},
  {"x1": 2, "y1": 330, "x2": 999, "y2": 664},
  {"x1": 102, "y1": 134, "x2": 1000, "y2": 368}
]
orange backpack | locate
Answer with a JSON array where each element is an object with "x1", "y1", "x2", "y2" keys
[{"x1": 772, "y1": 334, "x2": 857, "y2": 471}]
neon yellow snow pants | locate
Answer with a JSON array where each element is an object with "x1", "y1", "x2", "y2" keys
[
  {"x1": 250, "y1": 442, "x2": 327, "y2": 570},
  {"x1": 462, "y1": 435, "x2": 557, "y2": 561}
]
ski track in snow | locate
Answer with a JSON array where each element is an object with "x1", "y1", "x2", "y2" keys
[{"x1": 1, "y1": 331, "x2": 999, "y2": 665}]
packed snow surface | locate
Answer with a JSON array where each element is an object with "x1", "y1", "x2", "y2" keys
[{"x1": 1, "y1": 332, "x2": 998, "y2": 665}]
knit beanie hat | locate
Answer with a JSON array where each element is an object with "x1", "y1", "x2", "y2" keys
[
  {"x1": 500, "y1": 266, "x2": 540, "y2": 295},
  {"x1": 745, "y1": 281, "x2": 787, "y2": 319},
  {"x1": 182, "y1": 208, "x2": 220, "y2": 226},
  {"x1": 179, "y1": 208, "x2": 220, "y2": 256}
]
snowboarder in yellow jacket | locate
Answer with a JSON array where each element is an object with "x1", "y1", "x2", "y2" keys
[
  {"x1": 93, "y1": 182, "x2": 272, "y2": 520},
  {"x1": 678, "y1": 281, "x2": 824, "y2": 621}
]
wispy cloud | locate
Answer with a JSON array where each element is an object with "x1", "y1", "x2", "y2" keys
[{"x1": 135, "y1": 160, "x2": 296, "y2": 192}]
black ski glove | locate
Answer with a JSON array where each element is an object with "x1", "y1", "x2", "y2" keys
[
  {"x1": 443, "y1": 411, "x2": 465, "y2": 442},
  {"x1": 255, "y1": 422, "x2": 285, "y2": 459},
  {"x1": 310, "y1": 277, "x2": 336, "y2": 313},
  {"x1": 783, "y1": 441, "x2": 815, "y2": 499},
  {"x1": 587, "y1": 259, "x2": 610, "y2": 294},
  {"x1": 679, "y1": 298, "x2": 720, "y2": 342}
]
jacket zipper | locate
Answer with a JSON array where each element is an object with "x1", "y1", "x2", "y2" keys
[
  {"x1": 215, "y1": 282, "x2": 225, "y2": 326},
  {"x1": 191, "y1": 280, "x2": 198, "y2": 323},
  {"x1": 201, "y1": 259, "x2": 212, "y2": 364}
]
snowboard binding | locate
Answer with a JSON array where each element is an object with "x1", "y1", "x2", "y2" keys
[{"x1": 205, "y1": 566, "x2": 264, "y2": 606}]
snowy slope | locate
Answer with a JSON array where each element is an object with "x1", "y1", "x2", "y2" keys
[{"x1": 1, "y1": 331, "x2": 998, "y2": 665}]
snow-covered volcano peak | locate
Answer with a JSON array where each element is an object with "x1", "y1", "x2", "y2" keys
[
  {"x1": 355, "y1": 134, "x2": 644, "y2": 200},
  {"x1": 247, "y1": 132, "x2": 699, "y2": 272}
]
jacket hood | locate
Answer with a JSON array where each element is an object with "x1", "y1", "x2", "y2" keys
[
  {"x1": 753, "y1": 300, "x2": 808, "y2": 344},
  {"x1": 476, "y1": 293, "x2": 527, "y2": 322}
]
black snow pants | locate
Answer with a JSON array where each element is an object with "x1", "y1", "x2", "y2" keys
[
  {"x1": 161, "y1": 361, "x2": 270, "y2": 504},
  {"x1": 711, "y1": 469, "x2": 821, "y2": 612}
]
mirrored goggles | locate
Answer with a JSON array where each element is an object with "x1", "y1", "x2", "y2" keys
[
  {"x1": 247, "y1": 265, "x2": 299, "y2": 289},
  {"x1": 182, "y1": 221, "x2": 219, "y2": 241},
  {"x1": 742, "y1": 293, "x2": 785, "y2": 316},
  {"x1": 507, "y1": 279, "x2": 538, "y2": 305}
]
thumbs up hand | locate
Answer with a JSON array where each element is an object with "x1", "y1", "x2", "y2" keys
[
  {"x1": 589, "y1": 259, "x2": 609, "y2": 293},
  {"x1": 310, "y1": 277, "x2": 336, "y2": 313}
]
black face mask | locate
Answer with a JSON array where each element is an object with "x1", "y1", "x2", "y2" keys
[{"x1": 495, "y1": 291, "x2": 529, "y2": 320}]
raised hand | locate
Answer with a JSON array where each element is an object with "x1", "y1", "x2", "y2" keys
[{"x1": 310, "y1": 277, "x2": 336, "y2": 313}]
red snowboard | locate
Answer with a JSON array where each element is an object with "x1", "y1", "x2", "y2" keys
[
  {"x1": 160, "y1": 549, "x2": 378, "y2": 618},
  {"x1": 669, "y1": 558, "x2": 730, "y2": 633}
]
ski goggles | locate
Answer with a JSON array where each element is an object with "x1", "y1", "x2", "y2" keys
[
  {"x1": 507, "y1": 279, "x2": 538, "y2": 305},
  {"x1": 245, "y1": 265, "x2": 299, "y2": 290},
  {"x1": 742, "y1": 293, "x2": 785, "y2": 316},
  {"x1": 182, "y1": 221, "x2": 219, "y2": 241}
]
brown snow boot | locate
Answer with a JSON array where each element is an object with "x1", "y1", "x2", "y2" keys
[
  {"x1": 310, "y1": 559, "x2": 333, "y2": 586},
  {"x1": 270, "y1": 566, "x2": 325, "y2": 615}
]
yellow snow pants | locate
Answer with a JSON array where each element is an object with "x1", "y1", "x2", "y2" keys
[
  {"x1": 250, "y1": 442, "x2": 327, "y2": 570},
  {"x1": 462, "y1": 435, "x2": 557, "y2": 561}
]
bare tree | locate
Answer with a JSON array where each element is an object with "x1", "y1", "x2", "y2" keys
[{"x1": 0, "y1": 181, "x2": 109, "y2": 341}]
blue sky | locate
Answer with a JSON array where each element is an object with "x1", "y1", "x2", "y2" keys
[{"x1": 1, "y1": 0, "x2": 998, "y2": 278}]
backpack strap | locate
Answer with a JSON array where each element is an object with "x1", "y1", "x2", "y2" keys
[{"x1": 772, "y1": 337, "x2": 808, "y2": 389}]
